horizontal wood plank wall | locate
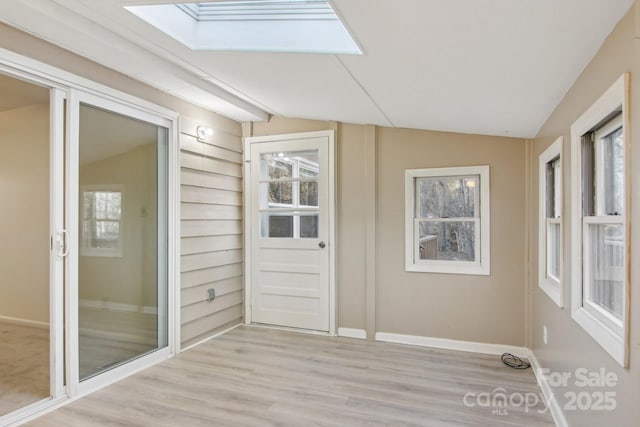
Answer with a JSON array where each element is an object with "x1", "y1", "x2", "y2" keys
[{"x1": 180, "y1": 118, "x2": 244, "y2": 348}]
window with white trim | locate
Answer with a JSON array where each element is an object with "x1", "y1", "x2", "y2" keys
[
  {"x1": 81, "y1": 187, "x2": 123, "y2": 257},
  {"x1": 538, "y1": 137, "x2": 563, "y2": 307},
  {"x1": 570, "y1": 74, "x2": 628, "y2": 366},
  {"x1": 405, "y1": 166, "x2": 490, "y2": 275}
]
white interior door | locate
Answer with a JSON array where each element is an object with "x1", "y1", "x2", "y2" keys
[{"x1": 249, "y1": 133, "x2": 332, "y2": 332}]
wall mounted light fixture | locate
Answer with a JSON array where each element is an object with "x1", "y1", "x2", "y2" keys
[{"x1": 197, "y1": 125, "x2": 213, "y2": 141}]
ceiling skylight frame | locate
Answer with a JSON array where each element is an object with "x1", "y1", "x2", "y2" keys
[
  {"x1": 126, "y1": 0, "x2": 362, "y2": 55},
  {"x1": 176, "y1": 1, "x2": 337, "y2": 22}
]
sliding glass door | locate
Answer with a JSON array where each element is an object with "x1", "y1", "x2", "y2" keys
[
  {"x1": 0, "y1": 52, "x2": 176, "y2": 423},
  {"x1": 70, "y1": 94, "x2": 170, "y2": 385}
]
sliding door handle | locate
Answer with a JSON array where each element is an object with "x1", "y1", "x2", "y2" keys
[{"x1": 57, "y1": 229, "x2": 69, "y2": 257}]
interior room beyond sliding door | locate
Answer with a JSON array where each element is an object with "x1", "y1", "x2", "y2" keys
[
  {"x1": 0, "y1": 73, "x2": 52, "y2": 415},
  {"x1": 77, "y1": 102, "x2": 168, "y2": 381}
]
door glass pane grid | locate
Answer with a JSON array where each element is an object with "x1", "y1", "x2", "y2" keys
[{"x1": 260, "y1": 149, "x2": 320, "y2": 238}]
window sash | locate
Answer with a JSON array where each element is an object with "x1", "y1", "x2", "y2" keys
[
  {"x1": 545, "y1": 217, "x2": 561, "y2": 285},
  {"x1": 413, "y1": 218, "x2": 480, "y2": 266},
  {"x1": 594, "y1": 114, "x2": 624, "y2": 217},
  {"x1": 405, "y1": 165, "x2": 489, "y2": 275},
  {"x1": 582, "y1": 215, "x2": 624, "y2": 334},
  {"x1": 415, "y1": 174, "x2": 480, "y2": 219}
]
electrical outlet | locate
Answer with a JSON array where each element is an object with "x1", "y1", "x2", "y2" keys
[
  {"x1": 543, "y1": 325, "x2": 548, "y2": 345},
  {"x1": 207, "y1": 288, "x2": 216, "y2": 302}
]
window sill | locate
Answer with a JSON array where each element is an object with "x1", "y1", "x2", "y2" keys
[
  {"x1": 572, "y1": 306, "x2": 625, "y2": 366},
  {"x1": 538, "y1": 278, "x2": 563, "y2": 308},
  {"x1": 406, "y1": 263, "x2": 490, "y2": 276}
]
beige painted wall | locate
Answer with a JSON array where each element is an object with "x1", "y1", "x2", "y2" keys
[
  {"x1": 0, "y1": 104, "x2": 49, "y2": 323},
  {"x1": 376, "y1": 127, "x2": 526, "y2": 345},
  {"x1": 529, "y1": 4, "x2": 639, "y2": 425},
  {"x1": 249, "y1": 118, "x2": 527, "y2": 346}
]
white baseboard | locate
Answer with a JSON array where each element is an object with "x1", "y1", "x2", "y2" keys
[
  {"x1": 374, "y1": 332, "x2": 529, "y2": 357},
  {"x1": 528, "y1": 350, "x2": 568, "y2": 427},
  {"x1": 0, "y1": 315, "x2": 49, "y2": 329},
  {"x1": 338, "y1": 328, "x2": 367, "y2": 339},
  {"x1": 181, "y1": 323, "x2": 242, "y2": 352}
]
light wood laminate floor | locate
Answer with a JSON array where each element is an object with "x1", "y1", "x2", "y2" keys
[{"x1": 30, "y1": 326, "x2": 554, "y2": 426}]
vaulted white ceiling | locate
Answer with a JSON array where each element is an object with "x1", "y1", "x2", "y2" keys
[{"x1": 0, "y1": 0, "x2": 633, "y2": 137}]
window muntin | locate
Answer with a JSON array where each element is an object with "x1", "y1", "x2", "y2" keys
[
  {"x1": 405, "y1": 166, "x2": 490, "y2": 275},
  {"x1": 81, "y1": 188, "x2": 123, "y2": 256},
  {"x1": 260, "y1": 150, "x2": 320, "y2": 239}
]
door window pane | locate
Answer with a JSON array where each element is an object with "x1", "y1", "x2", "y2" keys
[
  {"x1": 300, "y1": 214, "x2": 319, "y2": 238},
  {"x1": 267, "y1": 158, "x2": 293, "y2": 179},
  {"x1": 265, "y1": 214, "x2": 294, "y2": 238},
  {"x1": 260, "y1": 212, "x2": 319, "y2": 238},
  {"x1": 299, "y1": 181, "x2": 318, "y2": 207},
  {"x1": 264, "y1": 181, "x2": 293, "y2": 206}
]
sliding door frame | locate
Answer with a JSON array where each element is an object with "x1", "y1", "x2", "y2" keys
[
  {"x1": 67, "y1": 90, "x2": 178, "y2": 397},
  {"x1": 0, "y1": 48, "x2": 181, "y2": 424}
]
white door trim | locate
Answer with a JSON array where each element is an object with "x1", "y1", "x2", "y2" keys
[{"x1": 243, "y1": 130, "x2": 336, "y2": 336}]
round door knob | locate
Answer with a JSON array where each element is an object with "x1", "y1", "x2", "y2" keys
[{"x1": 318, "y1": 241, "x2": 326, "y2": 249}]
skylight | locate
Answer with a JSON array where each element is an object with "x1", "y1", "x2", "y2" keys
[{"x1": 125, "y1": 1, "x2": 362, "y2": 55}]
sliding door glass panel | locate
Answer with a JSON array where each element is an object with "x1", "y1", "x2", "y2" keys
[
  {"x1": 78, "y1": 103, "x2": 167, "y2": 381},
  {"x1": 0, "y1": 73, "x2": 51, "y2": 415}
]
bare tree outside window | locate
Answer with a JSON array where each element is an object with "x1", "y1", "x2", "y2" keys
[{"x1": 416, "y1": 176, "x2": 478, "y2": 261}]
